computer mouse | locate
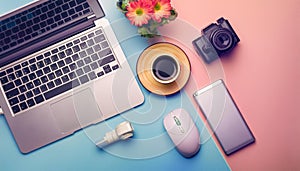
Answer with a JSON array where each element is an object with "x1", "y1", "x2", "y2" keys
[{"x1": 163, "y1": 108, "x2": 200, "y2": 158}]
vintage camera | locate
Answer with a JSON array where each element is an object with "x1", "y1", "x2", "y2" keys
[{"x1": 193, "y1": 17, "x2": 240, "y2": 63}]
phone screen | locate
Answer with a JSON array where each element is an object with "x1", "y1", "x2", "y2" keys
[{"x1": 194, "y1": 80, "x2": 255, "y2": 155}]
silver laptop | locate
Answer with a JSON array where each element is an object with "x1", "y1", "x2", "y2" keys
[{"x1": 0, "y1": 0, "x2": 144, "y2": 153}]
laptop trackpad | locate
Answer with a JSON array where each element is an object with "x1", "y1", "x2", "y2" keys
[{"x1": 50, "y1": 88, "x2": 103, "y2": 134}]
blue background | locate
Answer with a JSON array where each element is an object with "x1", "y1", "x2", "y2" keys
[{"x1": 0, "y1": 0, "x2": 230, "y2": 170}]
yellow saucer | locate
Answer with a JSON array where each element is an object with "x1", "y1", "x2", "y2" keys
[{"x1": 137, "y1": 42, "x2": 191, "y2": 96}]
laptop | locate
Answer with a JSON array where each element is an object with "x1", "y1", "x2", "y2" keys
[{"x1": 0, "y1": 0, "x2": 144, "y2": 153}]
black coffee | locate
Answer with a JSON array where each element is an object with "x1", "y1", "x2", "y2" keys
[{"x1": 152, "y1": 55, "x2": 178, "y2": 81}]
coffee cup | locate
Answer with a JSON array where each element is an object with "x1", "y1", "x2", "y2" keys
[{"x1": 151, "y1": 54, "x2": 180, "y2": 84}]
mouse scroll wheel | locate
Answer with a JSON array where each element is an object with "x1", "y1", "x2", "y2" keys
[
  {"x1": 173, "y1": 116, "x2": 181, "y2": 126},
  {"x1": 173, "y1": 116, "x2": 185, "y2": 133}
]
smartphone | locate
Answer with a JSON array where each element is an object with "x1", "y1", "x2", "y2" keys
[{"x1": 193, "y1": 80, "x2": 255, "y2": 155}]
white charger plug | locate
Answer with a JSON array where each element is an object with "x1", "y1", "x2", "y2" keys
[{"x1": 96, "y1": 121, "x2": 134, "y2": 148}]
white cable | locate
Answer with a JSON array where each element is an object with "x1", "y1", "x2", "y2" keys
[{"x1": 96, "y1": 121, "x2": 134, "y2": 148}]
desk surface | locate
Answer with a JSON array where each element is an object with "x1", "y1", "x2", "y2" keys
[
  {"x1": 173, "y1": 0, "x2": 299, "y2": 170},
  {"x1": 1, "y1": 0, "x2": 299, "y2": 170}
]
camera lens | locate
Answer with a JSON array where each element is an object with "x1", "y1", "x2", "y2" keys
[{"x1": 211, "y1": 28, "x2": 233, "y2": 52}]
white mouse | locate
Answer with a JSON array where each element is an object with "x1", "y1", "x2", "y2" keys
[{"x1": 163, "y1": 108, "x2": 200, "y2": 158}]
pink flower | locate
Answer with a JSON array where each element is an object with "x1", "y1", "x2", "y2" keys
[
  {"x1": 126, "y1": 0, "x2": 153, "y2": 27},
  {"x1": 151, "y1": 0, "x2": 172, "y2": 22}
]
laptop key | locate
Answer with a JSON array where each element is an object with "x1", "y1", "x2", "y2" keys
[
  {"x1": 19, "y1": 94, "x2": 26, "y2": 102},
  {"x1": 84, "y1": 57, "x2": 92, "y2": 64},
  {"x1": 79, "y1": 75, "x2": 89, "y2": 84},
  {"x1": 87, "y1": 39, "x2": 94, "y2": 46},
  {"x1": 112, "y1": 65, "x2": 119, "y2": 70},
  {"x1": 16, "y1": 70, "x2": 23, "y2": 78},
  {"x1": 28, "y1": 73, "x2": 37, "y2": 80},
  {"x1": 97, "y1": 71, "x2": 104, "y2": 77},
  {"x1": 51, "y1": 49, "x2": 58, "y2": 55},
  {"x1": 93, "y1": 44, "x2": 101, "y2": 52},
  {"x1": 77, "y1": 60, "x2": 84, "y2": 67},
  {"x1": 79, "y1": 51, "x2": 87, "y2": 58},
  {"x1": 33, "y1": 79, "x2": 41, "y2": 86},
  {"x1": 8, "y1": 73, "x2": 16, "y2": 81},
  {"x1": 44, "y1": 58, "x2": 51, "y2": 65},
  {"x1": 54, "y1": 78, "x2": 62, "y2": 86},
  {"x1": 34, "y1": 95, "x2": 44, "y2": 104},
  {"x1": 94, "y1": 34, "x2": 105, "y2": 43},
  {"x1": 12, "y1": 105, "x2": 20, "y2": 113},
  {"x1": 22, "y1": 67, "x2": 30, "y2": 74},
  {"x1": 80, "y1": 42, "x2": 87, "y2": 49},
  {"x1": 83, "y1": 65, "x2": 91, "y2": 73},
  {"x1": 51, "y1": 54, "x2": 59, "y2": 62},
  {"x1": 98, "y1": 55, "x2": 115, "y2": 67},
  {"x1": 65, "y1": 57, "x2": 72, "y2": 64},
  {"x1": 6, "y1": 88, "x2": 20, "y2": 99},
  {"x1": 19, "y1": 85, "x2": 27, "y2": 93},
  {"x1": 72, "y1": 45, "x2": 80, "y2": 53},
  {"x1": 36, "y1": 70, "x2": 43, "y2": 77},
  {"x1": 26, "y1": 91, "x2": 34, "y2": 98},
  {"x1": 44, "y1": 79, "x2": 80, "y2": 100},
  {"x1": 66, "y1": 42, "x2": 73, "y2": 48},
  {"x1": 76, "y1": 68, "x2": 84, "y2": 76},
  {"x1": 40, "y1": 85, "x2": 48, "y2": 92},
  {"x1": 33, "y1": 88, "x2": 41, "y2": 95},
  {"x1": 14, "y1": 64, "x2": 21, "y2": 70},
  {"x1": 103, "y1": 65, "x2": 112, "y2": 74},
  {"x1": 48, "y1": 73, "x2": 56, "y2": 80},
  {"x1": 3, "y1": 82, "x2": 15, "y2": 91},
  {"x1": 61, "y1": 75, "x2": 69, "y2": 83},
  {"x1": 55, "y1": 69, "x2": 63, "y2": 77},
  {"x1": 62, "y1": 66, "x2": 70, "y2": 74},
  {"x1": 65, "y1": 48, "x2": 73, "y2": 56},
  {"x1": 15, "y1": 79, "x2": 22, "y2": 86},
  {"x1": 76, "y1": 0, "x2": 85, "y2": 5},
  {"x1": 27, "y1": 99, "x2": 35, "y2": 107},
  {"x1": 47, "y1": 81, "x2": 55, "y2": 89},
  {"x1": 56, "y1": 0, "x2": 63, "y2": 6},
  {"x1": 21, "y1": 61, "x2": 29, "y2": 67},
  {"x1": 1, "y1": 76, "x2": 9, "y2": 84},
  {"x1": 30, "y1": 64, "x2": 37, "y2": 72},
  {"x1": 69, "y1": 1, "x2": 76, "y2": 7},
  {"x1": 26, "y1": 82, "x2": 34, "y2": 90},
  {"x1": 72, "y1": 54, "x2": 80, "y2": 61},
  {"x1": 50, "y1": 63, "x2": 58, "y2": 71},
  {"x1": 86, "y1": 47, "x2": 94, "y2": 55},
  {"x1": 37, "y1": 61, "x2": 45, "y2": 69},
  {"x1": 0, "y1": 71, "x2": 6, "y2": 77},
  {"x1": 95, "y1": 29, "x2": 102, "y2": 35},
  {"x1": 21, "y1": 76, "x2": 29, "y2": 83},
  {"x1": 90, "y1": 62, "x2": 98, "y2": 70},
  {"x1": 29, "y1": 58, "x2": 36, "y2": 64},
  {"x1": 83, "y1": 9, "x2": 90, "y2": 15},
  {"x1": 20, "y1": 102, "x2": 28, "y2": 110},
  {"x1": 69, "y1": 63, "x2": 77, "y2": 71},
  {"x1": 9, "y1": 97, "x2": 19, "y2": 106},
  {"x1": 88, "y1": 32, "x2": 95, "y2": 38},
  {"x1": 88, "y1": 72, "x2": 97, "y2": 80},
  {"x1": 101, "y1": 41, "x2": 109, "y2": 49}
]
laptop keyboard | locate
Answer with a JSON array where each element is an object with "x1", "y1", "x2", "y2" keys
[
  {"x1": 0, "y1": 27, "x2": 120, "y2": 114},
  {"x1": 0, "y1": 0, "x2": 93, "y2": 56}
]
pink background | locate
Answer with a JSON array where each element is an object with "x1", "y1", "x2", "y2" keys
[{"x1": 168, "y1": 0, "x2": 299, "y2": 170}]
